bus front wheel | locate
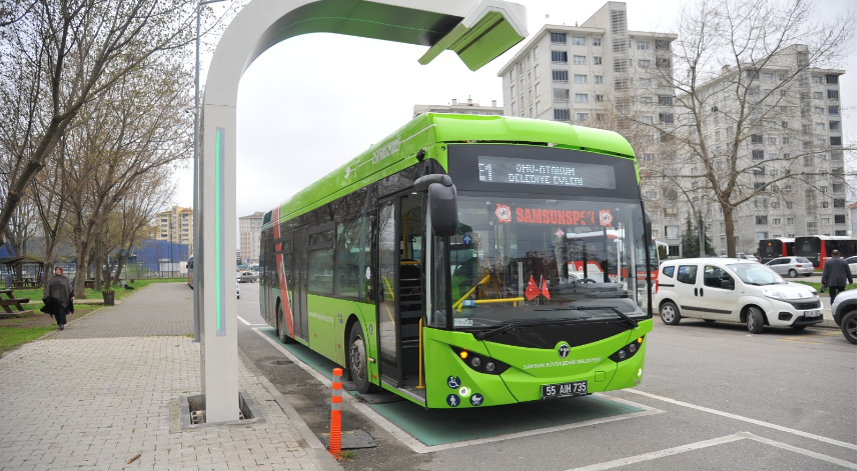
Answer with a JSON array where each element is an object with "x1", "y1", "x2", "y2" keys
[{"x1": 348, "y1": 323, "x2": 379, "y2": 394}]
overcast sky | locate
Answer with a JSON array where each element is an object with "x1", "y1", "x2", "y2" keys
[{"x1": 172, "y1": 0, "x2": 856, "y2": 224}]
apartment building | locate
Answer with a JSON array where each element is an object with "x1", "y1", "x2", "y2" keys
[
  {"x1": 155, "y1": 206, "x2": 193, "y2": 251},
  {"x1": 413, "y1": 98, "x2": 503, "y2": 118},
  {"x1": 239, "y1": 212, "x2": 264, "y2": 266},
  {"x1": 675, "y1": 45, "x2": 847, "y2": 255},
  {"x1": 497, "y1": 2, "x2": 675, "y2": 123},
  {"x1": 496, "y1": 1, "x2": 679, "y2": 251}
]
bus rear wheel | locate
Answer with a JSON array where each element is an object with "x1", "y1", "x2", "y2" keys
[
  {"x1": 348, "y1": 323, "x2": 379, "y2": 394},
  {"x1": 277, "y1": 303, "x2": 296, "y2": 344}
]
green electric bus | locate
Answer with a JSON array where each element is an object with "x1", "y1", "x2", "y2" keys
[{"x1": 260, "y1": 113, "x2": 653, "y2": 409}]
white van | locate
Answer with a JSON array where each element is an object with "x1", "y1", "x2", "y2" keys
[{"x1": 654, "y1": 258, "x2": 822, "y2": 333}]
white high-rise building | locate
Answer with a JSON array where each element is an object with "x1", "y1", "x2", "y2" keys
[
  {"x1": 239, "y1": 212, "x2": 264, "y2": 266},
  {"x1": 497, "y1": 2, "x2": 676, "y2": 125},
  {"x1": 676, "y1": 45, "x2": 847, "y2": 255}
]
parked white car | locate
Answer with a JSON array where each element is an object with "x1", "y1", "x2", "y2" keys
[
  {"x1": 655, "y1": 258, "x2": 821, "y2": 333},
  {"x1": 845, "y1": 256, "x2": 857, "y2": 277},
  {"x1": 736, "y1": 253, "x2": 758, "y2": 262},
  {"x1": 831, "y1": 289, "x2": 857, "y2": 344}
]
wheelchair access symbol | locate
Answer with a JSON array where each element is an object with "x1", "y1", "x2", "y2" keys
[{"x1": 447, "y1": 376, "x2": 461, "y2": 389}]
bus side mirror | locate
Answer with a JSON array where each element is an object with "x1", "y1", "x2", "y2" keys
[{"x1": 415, "y1": 174, "x2": 459, "y2": 237}]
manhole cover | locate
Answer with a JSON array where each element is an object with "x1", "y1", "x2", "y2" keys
[{"x1": 264, "y1": 359, "x2": 291, "y2": 367}]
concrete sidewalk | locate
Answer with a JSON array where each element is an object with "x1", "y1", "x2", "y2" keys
[{"x1": 0, "y1": 283, "x2": 340, "y2": 470}]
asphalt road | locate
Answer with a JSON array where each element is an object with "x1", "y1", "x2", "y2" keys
[{"x1": 235, "y1": 282, "x2": 857, "y2": 471}]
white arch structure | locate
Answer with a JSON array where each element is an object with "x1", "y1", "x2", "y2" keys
[{"x1": 199, "y1": 0, "x2": 527, "y2": 422}]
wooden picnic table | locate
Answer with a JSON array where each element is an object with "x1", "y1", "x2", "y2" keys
[{"x1": 0, "y1": 288, "x2": 33, "y2": 318}]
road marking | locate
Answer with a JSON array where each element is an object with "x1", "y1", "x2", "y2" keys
[
  {"x1": 237, "y1": 315, "x2": 267, "y2": 326},
  {"x1": 776, "y1": 330, "x2": 840, "y2": 344},
  {"x1": 566, "y1": 432, "x2": 857, "y2": 471},
  {"x1": 624, "y1": 389, "x2": 857, "y2": 451},
  {"x1": 776, "y1": 337, "x2": 823, "y2": 344},
  {"x1": 566, "y1": 432, "x2": 747, "y2": 470},
  {"x1": 252, "y1": 328, "x2": 663, "y2": 454}
]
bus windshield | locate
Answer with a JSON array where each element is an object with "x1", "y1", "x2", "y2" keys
[{"x1": 438, "y1": 195, "x2": 649, "y2": 330}]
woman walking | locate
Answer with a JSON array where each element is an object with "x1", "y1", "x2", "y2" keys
[{"x1": 42, "y1": 266, "x2": 74, "y2": 330}]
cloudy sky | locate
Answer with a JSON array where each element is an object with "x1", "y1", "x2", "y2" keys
[{"x1": 172, "y1": 0, "x2": 856, "y2": 223}]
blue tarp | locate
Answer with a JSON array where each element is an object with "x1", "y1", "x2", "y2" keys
[{"x1": 128, "y1": 239, "x2": 190, "y2": 271}]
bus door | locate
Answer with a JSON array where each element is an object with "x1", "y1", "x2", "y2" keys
[
  {"x1": 291, "y1": 226, "x2": 309, "y2": 341},
  {"x1": 377, "y1": 194, "x2": 425, "y2": 391}
]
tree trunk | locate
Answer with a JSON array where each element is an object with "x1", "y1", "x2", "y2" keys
[{"x1": 723, "y1": 206, "x2": 736, "y2": 258}]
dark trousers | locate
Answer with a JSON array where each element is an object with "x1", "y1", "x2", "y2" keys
[
  {"x1": 53, "y1": 304, "x2": 70, "y2": 326},
  {"x1": 829, "y1": 286, "x2": 845, "y2": 303}
]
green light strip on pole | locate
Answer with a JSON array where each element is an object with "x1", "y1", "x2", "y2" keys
[{"x1": 216, "y1": 127, "x2": 226, "y2": 336}]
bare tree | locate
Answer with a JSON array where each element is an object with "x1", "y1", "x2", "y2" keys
[
  {"x1": 100, "y1": 169, "x2": 173, "y2": 289},
  {"x1": 657, "y1": 0, "x2": 856, "y2": 256},
  {"x1": 0, "y1": 0, "x2": 195, "y2": 242},
  {"x1": 29, "y1": 134, "x2": 72, "y2": 278},
  {"x1": 63, "y1": 59, "x2": 192, "y2": 297}
]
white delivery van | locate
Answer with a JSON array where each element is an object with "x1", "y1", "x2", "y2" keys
[{"x1": 654, "y1": 258, "x2": 821, "y2": 334}]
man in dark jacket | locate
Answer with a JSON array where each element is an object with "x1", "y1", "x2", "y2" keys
[{"x1": 820, "y1": 250, "x2": 853, "y2": 303}]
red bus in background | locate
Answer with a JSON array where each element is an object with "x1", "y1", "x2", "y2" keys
[
  {"x1": 795, "y1": 236, "x2": 857, "y2": 269},
  {"x1": 759, "y1": 238, "x2": 795, "y2": 264}
]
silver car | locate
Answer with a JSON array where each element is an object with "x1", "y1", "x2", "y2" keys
[{"x1": 765, "y1": 256, "x2": 814, "y2": 278}]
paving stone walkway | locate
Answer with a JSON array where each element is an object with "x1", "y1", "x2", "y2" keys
[{"x1": 0, "y1": 283, "x2": 334, "y2": 470}]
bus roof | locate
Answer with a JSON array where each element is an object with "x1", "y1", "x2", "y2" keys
[{"x1": 268, "y1": 113, "x2": 636, "y2": 226}]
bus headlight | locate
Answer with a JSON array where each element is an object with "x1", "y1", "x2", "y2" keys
[
  {"x1": 451, "y1": 347, "x2": 509, "y2": 375},
  {"x1": 609, "y1": 336, "x2": 644, "y2": 363}
]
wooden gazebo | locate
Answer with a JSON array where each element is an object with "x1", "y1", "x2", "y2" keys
[{"x1": 2, "y1": 256, "x2": 45, "y2": 289}]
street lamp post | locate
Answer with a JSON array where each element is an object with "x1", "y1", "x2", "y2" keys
[
  {"x1": 193, "y1": 0, "x2": 227, "y2": 342},
  {"x1": 653, "y1": 171, "x2": 706, "y2": 257}
]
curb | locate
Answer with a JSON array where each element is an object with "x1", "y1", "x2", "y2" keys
[{"x1": 237, "y1": 347, "x2": 342, "y2": 471}]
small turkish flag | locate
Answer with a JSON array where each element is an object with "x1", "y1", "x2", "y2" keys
[
  {"x1": 541, "y1": 277, "x2": 551, "y2": 300},
  {"x1": 525, "y1": 276, "x2": 540, "y2": 301}
]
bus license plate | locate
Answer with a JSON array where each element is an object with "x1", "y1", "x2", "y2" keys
[
  {"x1": 804, "y1": 310, "x2": 821, "y2": 318},
  {"x1": 541, "y1": 381, "x2": 587, "y2": 399}
]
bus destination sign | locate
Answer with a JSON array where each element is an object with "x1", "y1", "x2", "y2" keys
[{"x1": 478, "y1": 155, "x2": 616, "y2": 189}]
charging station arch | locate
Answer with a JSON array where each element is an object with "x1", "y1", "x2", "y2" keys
[{"x1": 198, "y1": 0, "x2": 527, "y2": 423}]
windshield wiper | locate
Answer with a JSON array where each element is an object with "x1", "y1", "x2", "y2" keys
[
  {"x1": 534, "y1": 306, "x2": 639, "y2": 328},
  {"x1": 473, "y1": 318, "x2": 583, "y2": 340}
]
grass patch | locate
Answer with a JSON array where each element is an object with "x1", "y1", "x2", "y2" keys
[
  {"x1": 793, "y1": 281, "x2": 857, "y2": 291},
  {"x1": 10, "y1": 278, "x2": 186, "y2": 303},
  {"x1": 0, "y1": 326, "x2": 56, "y2": 355}
]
